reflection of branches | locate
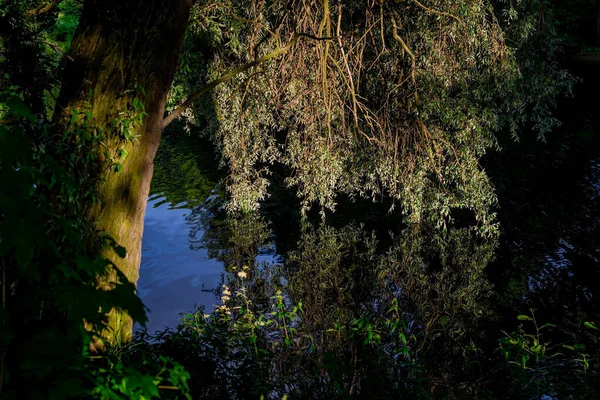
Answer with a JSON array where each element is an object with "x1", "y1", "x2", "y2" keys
[{"x1": 188, "y1": 200, "x2": 275, "y2": 271}]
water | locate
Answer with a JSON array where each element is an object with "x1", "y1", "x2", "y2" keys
[
  {"x1": 134, "y1": 60, "x2": 600, "y2": 396},
  {"x1": 137, "y1": 195, "x2": 224, "y2": 332},
  {"x1": 136, "y1": 128, "x2": 281, "y2": 332}
]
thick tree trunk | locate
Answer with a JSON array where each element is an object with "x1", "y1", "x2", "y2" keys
[{"x1": 54, "y1": 0, "x2": 191, "y2": 345}]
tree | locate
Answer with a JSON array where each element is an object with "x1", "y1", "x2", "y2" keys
[
  {"x1": 170, "y1": 0, "x2": 566, "y2": 236},
  {"x1": 53, "y1": 0, "x2": 192, "y2": 344},
  {"x1": 5, "y1": 0, "x2": 569, "y2": 347}
]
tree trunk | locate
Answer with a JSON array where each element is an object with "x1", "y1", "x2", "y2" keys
[{"x1": 54, "y1": 0, "x2": 191, "y2": 345}]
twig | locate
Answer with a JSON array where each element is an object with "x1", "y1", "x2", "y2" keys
[
  {"x1": 158, "y1": 385, "x2": 179, "y2": 390},
  {"x1": 43, "y1": 40, "x2": 74, "y2": 62},
  {"x1": 409, "y1": 0, "x2": 464, "y2": 25},
  {"x1": 337, "y1": 4, "x2": 359, "y2": 130},
  {"x1": 390, "y1": 13, "x2": 417, "y2": 90},
  {"x1": 24, "y1": 0, "x2": 60, "y2": 17},
  {"x1": 163, "y1": 32, "x2": 341, "y2": 129}
]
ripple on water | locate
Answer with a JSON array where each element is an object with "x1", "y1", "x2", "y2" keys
[{"x1": 137, "y1": 196, "x2": 224, "y2": 333}]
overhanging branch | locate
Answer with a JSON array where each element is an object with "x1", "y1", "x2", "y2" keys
[
  {"x1": 24, "y1": 0, "x2": 61, "y2": 17},
  {"x1": 162, "y1": 32, "x2": 340, "y2": 129},
  {"x1": 162, "y1": 35, "x2": 299, "y2": 129}
]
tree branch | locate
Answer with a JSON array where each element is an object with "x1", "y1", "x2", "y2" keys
[
  {"x1": 390, "y1": 14, "x2": 416, "y2": 85},
  {"x1": 409, "y1": 0, "x2": 464, "y2": 25},
  {"x1": 162, "y1": 32, "x2": 340, "y2": 129},
  {"x1": 162, "y1": 35, "x2": 299, "y2": 129},
  {"x1": 24, "y1": 0, "x2": 61, "y2": 17}
]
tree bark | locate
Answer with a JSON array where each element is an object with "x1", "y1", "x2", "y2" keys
[{"x1": 54, "y1": 0, "x2": 191, "y2": 345}]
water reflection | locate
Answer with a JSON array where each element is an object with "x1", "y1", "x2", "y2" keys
[
  {"x1": 138, "y1": 195, "x2": 224, "y2": 332},
  {"x1": 138, "y1": 126, "x2": 281, "y2": 332},
  {"x1": 137, "y1": 126, "x2": 224, "y2": 332},
  {"x1": 134, "y1": 61, "x2": 600, "y2": 397}
]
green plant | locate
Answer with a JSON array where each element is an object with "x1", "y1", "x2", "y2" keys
[{"x1": 498, "y1": 310, "x2": 599, "y2": 398}]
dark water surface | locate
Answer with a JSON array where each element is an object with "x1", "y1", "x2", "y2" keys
[{"x1": 135, "y1": 60, "x2": 600, "y2": 397}]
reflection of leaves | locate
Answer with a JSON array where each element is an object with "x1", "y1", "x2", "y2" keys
[
  {"x1": 151, "y1": 125, "x2": 223, "y2": 209},
  {"x1": 194, "y1": 209, "x2": 274, "y2": 269}
]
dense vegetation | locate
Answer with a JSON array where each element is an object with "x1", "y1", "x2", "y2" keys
[{"x1": 1, "y1": 0, "x2": 599, "y2": 398}]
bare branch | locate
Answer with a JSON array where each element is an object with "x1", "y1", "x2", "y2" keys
[{"x1": 390, "y1": 14, "x2": 416, "y2": 88}]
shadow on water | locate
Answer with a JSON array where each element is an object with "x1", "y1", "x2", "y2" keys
[{"x1": 485, "y1": 57, "x2": 600, "y2": 318}]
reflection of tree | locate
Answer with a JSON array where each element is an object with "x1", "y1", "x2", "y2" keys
[
  {"x1": 288, "y1": 222, "x2": 497, "y2": 392},
  {"x1": 150, "y1": 122, "x2": 223, "y2": 209},
  {"x1": 159, "y1": 217, "x2": 499, "y2": 397},
  {"x1": 189, "y1": 204, "x2": 275, "y2": 268},
  {"x1": 287, "y1": 224, "x2": 380, "y2": 333}
]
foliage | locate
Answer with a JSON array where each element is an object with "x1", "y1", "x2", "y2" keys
[
  {"x1": 137, "y1": 225, "x2": 431, "y2": 399},
  {"x1": 497, "y1": 312, "x2": 599, "y2": 398},
  {"x1": 167, "y1": 0, "x2": 572, "y2": 242},
  {"x1": 135, "y1": 213, "x2": 599, "y2": 398},
  {"x1": 0, "y1": 1, "x2": 190, "y2": 397},
  {"x1": 1, "y1": 0, "x2": 598, "y2": 398}
]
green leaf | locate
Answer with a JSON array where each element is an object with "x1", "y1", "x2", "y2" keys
[
  {"x1": 584, "y1": 321, "x2": 599, "y2": 330},
  {"x1": 6, "y1": 96, "x2": 35, "y2": 121},
  {"x1": 517, "y1": 315, "x2": 533, "y2": 321}
]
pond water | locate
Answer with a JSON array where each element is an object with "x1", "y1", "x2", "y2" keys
[
  {"x1": 137, "y1": 131, "x2": 281, "y2": 332},
  {"x1": 138, "y1": 192, "x2": 281, "y2": 332},
  {"x1": 135, "y1": 59, "x2": 600, "y2": 397},
  {"x1": 137, "y1": 195, "x2": 224, "y2": 332}
]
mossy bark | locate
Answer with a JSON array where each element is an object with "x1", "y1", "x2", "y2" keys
[{"x1": 54, "y1": 0, "x2": 191, "y2": 345}]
